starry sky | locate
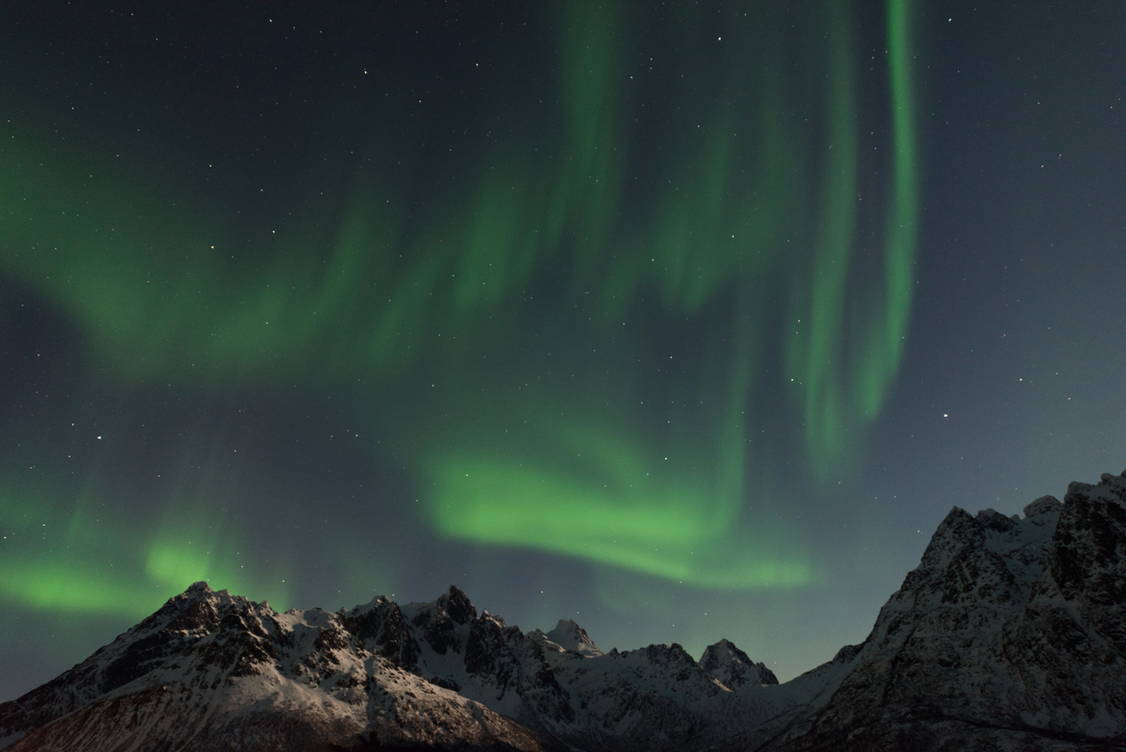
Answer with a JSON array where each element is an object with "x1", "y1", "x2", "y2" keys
[{"x1": 2, "y1": 0, "x2": 1125, "y2": 701}]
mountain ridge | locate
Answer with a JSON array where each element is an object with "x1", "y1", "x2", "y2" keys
[{"x1": 3, "y1": 469, "x2": 1126, "y2": 751}]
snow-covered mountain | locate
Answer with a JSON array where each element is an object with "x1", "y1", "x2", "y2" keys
[
  {"x1": 779, "y1": 471, "x2": 1126, "y2": 752},
  {"x1": 700, "y1": 638, "x2": 779, "y2": 689},
  {"x1": 2, "y1": 469, "x2": 1125, "y2": 751},
  {"x1": 0, "y1": 582, "x2": 817, "y2": 751},
  {"x1": 0, "y1": 582, "x2": 545, "y2": 752}
]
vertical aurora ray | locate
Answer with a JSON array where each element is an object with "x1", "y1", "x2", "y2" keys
[
  {"x1": 862, "y1": 0, "x2": 921, "y2": 418},
  {"x1": 550, "y1": 0, "x2": 625, "y2": 290},
  {"x1": 790, "y1": 2, "x2": 859, "y2": 474},
  {"x1": 0, "y1": 0, "x2": 921, "y2": 616},
  {"x1": 416, "y1": 0, "x2": 920, "y2": 587}
]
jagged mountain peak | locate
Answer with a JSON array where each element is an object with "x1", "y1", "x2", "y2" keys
[
  {"x1": 1068, "y1": 468, "x2": 1126, "y2": 505},
  {"x1": 140, "y1": 578, "x2": 259, "y2": 636},
  {"x1": 700, "y1": 637, "x2": 746, "y2": 663},
  {"x1": 4, "y1": 469, "x2": 1126, "y2": 752},
  {"x1": 786, "y1": 468, "x2": 1126, "y2": 751},
  {"x1": 544, "y1": 618, "x2": 602, "y2": 657},
  {"x1": 975, "y1": 506, "x2": 1017, "y2": 530},
  {"x1": 919, "y1": 495, "x2": 1060, "y2": 578},
  {"x1": 1023, "y1": 494, "x2": 1063, "y2": 520},
  {"x1": 700, "y1": 638, "x2": 779, "y2": 687},
  {"x1": 435, "y1": 584, "x2": 477, "y2": 625},
  {"x1": 353, "y1": 592, "x2": 393, "y2": 610}
]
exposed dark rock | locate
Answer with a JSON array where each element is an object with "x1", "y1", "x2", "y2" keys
[
  {"x1": 700, "y1": 638, "x2": 779, "y2": 688},
  {"x1": 3, "y1": 470, "x2": 1126, "y2": 752}
]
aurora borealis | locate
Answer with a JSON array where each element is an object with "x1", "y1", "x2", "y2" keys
[{"x1": 4, "y1": 1, "x2": 1126, "y2": 700}]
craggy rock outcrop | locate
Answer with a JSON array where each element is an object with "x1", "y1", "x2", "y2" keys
[
  {"x1": 4, "y1": 470, "x2": 1126, "y2": 751},
  {"x1": 782, "y1": 471, "x2": 1126, "y2": 751}
]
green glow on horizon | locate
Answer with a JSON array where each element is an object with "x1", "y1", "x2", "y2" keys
[
  {"x1": 0, "y1": 441, "x2": 294, "y2": 614},
  {"x1": 0, "y1": 1, "x2": 920, "y2": 610},
  {"x1": 0, "y1": 562, "x2": 164, "y2": 616}
]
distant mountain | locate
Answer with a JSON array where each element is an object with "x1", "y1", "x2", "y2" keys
[
  {"x1": 700, "y1": 638, "x2": 779, "y2": 689},
  {"x1": 3, "y1": 470, "x2": 1125, "y2": 751}
]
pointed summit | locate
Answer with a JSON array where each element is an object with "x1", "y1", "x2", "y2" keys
[
  {"x1": 545, "y1": 618, "x2": 602, "y2": 656},
  {"x1": 1023, "y1": 494, "x2": 1062, "y2": 523},
  {"x1": 436, "y1": 585, "x2": 476, "y2": 625},
  {"x1": 700, "y1": 638, "x2": 778, "y2": 687}
]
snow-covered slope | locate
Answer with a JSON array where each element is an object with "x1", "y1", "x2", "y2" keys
[
  {"x1": 0, "y1": 579, "x2": 837, "y2": 751},
  {"x1": 780, "y1": 471, "x2": 1126, "y2": 751},
  {"x1": 700, "y1": 638, "x2": 779, "y2": 688},
  {"x1": 0, "y1": 580, "x2": 817, "y2": 751},
  {"x1": 349, "y1": 586, "x2": 831, "y2": 751},
  {"x1": 3, "y1": 469, "x2": 1125, "y2": 751},
  {"x1": 0, "y1": 583, "x2": 545, "y2": 751},
  {"x1": 542, "y1": 619, "x2": 603, "y2": 657}
]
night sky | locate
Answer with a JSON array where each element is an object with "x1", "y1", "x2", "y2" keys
[{"x1": 3, "y1": 1, "x2": 1125, "y2": 701}]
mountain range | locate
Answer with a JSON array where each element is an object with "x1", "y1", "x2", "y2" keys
[{"x1": 3, "y1": 470, "x2": 1125, "y2": 751}]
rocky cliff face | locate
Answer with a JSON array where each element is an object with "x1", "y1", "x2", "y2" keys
[
  {"x1": 0, "y1": 583, "x2": 800, "y2": 751},
  {"x1": 782, "y1": 471, "x2": 1126, "y2": 752},
  {"x1": 701, "y1": 638, "x2": 780, "y2": 688},
  {"x1": 0, "y1": 582, "x2": 545, "y2": 752},
  {"x1": 351, "y1": 587, "x2": 800, "y2": 751},
  {"x1": 3, "y1": 470, "x2": 1125, "y2": 751}
]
